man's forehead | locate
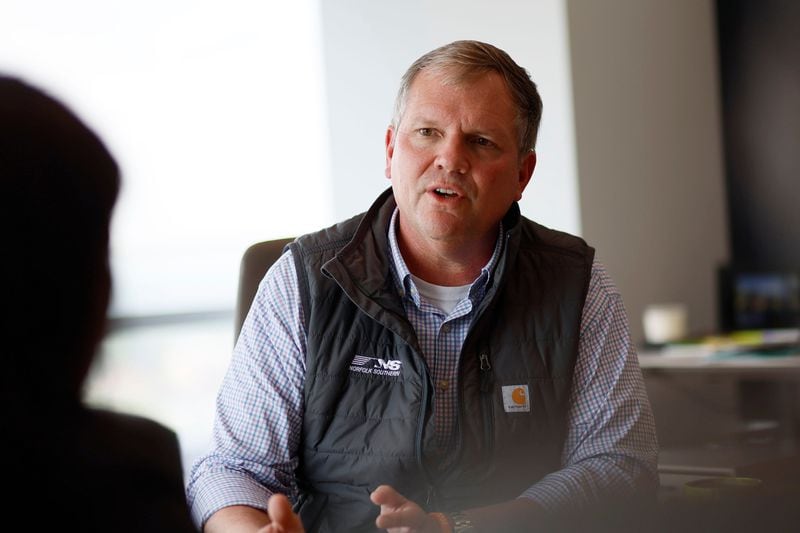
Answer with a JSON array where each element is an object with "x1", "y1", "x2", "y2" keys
[{"x1": 403, "y1": 70, "x2": 516, "y2": 121}]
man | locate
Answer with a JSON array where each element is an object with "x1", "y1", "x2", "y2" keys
[
  {"x1": 1, "y1": 76, "x2": 196, "y2": 532},
  {"x1": 188, "y1": 40, "x2": 658, "y2": 532}
]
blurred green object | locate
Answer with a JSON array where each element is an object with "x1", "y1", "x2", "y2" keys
[{"x1": 684, "y1": 476, "x2": 762, "y2": 502}]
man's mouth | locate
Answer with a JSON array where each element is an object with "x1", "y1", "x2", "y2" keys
[{"x1": 433, "y1": 187, "x2": 458, "y2": 198}]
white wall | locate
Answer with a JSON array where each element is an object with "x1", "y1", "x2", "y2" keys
[
  {"x1": 567, "y1": 0, "x2": 730, "y2": 343},
  {"x1": 317, "y1": 0, "x2": 583, "y2": 236},
  {"x1": 318, "y1": 0, "x2": 731, "y2": 344}
]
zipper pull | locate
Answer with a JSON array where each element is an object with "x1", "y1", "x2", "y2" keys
[
  {"x1": 479, "y1": 352, "x2": 492, "y2": 392},
  {"x1": 425, "y1": 485, "x2": 436, "y2": 508}
]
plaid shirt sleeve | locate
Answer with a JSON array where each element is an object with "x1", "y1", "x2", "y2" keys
[
  {"x1": 185, "y1": 250, "x2": 306, "y2": 528},
  {"x1": 519, "y1": 260, "x2": 659, "y2": 509}
]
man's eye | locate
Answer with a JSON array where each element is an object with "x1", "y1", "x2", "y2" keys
[
  {"x1": 418, "y1": 128, "x2": 433, "y2": 136},
  {"x1": 474, "y1": 137, "x2": 493, "y2": 147}
]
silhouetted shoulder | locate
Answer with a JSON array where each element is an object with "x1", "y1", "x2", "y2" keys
[
  {"x1": 75, "y1": 409, "x2": 185, "y2": 477},
  {"x1": 71, "y1": 408, "x2": 197, "y2": 532},
  {"x1": 11, "y1": 407, "x2": 196, "y2": 532}
]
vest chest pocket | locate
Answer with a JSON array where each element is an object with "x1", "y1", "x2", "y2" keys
[{"x1": 304, "y1": 352, "x2": 424, "y2": 456}]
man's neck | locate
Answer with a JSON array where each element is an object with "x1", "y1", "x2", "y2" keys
[{"x1": 397, "y1": 228, "x2": 497, "y2": 286}]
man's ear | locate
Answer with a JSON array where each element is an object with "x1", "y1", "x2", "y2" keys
[
  {"x1": 385, "y1": 126, "x2": 396, "y2": 179},
  {"x1": 516, "y1": 150, "x2": 536, "y2": 200}
]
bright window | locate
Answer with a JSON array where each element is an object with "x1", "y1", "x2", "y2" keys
[{"x1": 0, "y1": 0, "x2": 332, "y2": 318}]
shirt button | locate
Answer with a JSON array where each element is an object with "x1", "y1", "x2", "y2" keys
[{"x1": 437, "y1": 380, "x2": 449, "y2": 391}]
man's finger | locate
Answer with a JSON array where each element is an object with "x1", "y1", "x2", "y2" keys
[
  {"x1": 374, "y1": 506, "x2": 426, "y2": 530},
  {"x1": 371, "y1": 485, "x2": 434, "y2": 531},
  {"x1": 370, "y1": 484, "x2": 407, "y2": 510}
]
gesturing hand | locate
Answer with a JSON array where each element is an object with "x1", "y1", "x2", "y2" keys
[
  {"x1": 370, "y1": 485, "x2": 446, "y2": 533},
  {"x1": 257, "y1": 493, "x2": 305, "y2": 533}
]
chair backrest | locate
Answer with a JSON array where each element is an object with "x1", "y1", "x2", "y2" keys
[{"x1": 235, "y1": 237, "x2": 294, "y2": 342}]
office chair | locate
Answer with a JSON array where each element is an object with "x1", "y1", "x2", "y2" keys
[{"x1": 234, "y1": 237, "x2": 294, "y2": 342}]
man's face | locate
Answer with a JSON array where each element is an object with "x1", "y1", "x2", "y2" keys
[{"x1": 385, "y1": 69, "x2": 536, "y2": 252}]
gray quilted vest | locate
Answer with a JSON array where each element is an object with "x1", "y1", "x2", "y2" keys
[{"x1": 288, "y1": 189, "x2": 594, "y2": 532}]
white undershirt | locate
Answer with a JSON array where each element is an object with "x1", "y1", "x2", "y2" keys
[{"x1": 410, "y1": 274, "x2": 471, "y2": 315}]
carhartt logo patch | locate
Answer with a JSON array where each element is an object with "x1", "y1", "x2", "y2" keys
[
  {"x1": 349, "y1": 354, "x2": 402, "y2": 378},
  {"x1": 501, "y1": 385, "x2": 530, "y2": 413}
]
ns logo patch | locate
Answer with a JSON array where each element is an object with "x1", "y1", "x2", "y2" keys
[{"x1": 349, "y1": 354, "x2": 403, "y2": 377}]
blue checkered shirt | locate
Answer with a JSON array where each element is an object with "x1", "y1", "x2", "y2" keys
[{"x1": 186, "y1": 210, "x2": 658, "y2": 527}]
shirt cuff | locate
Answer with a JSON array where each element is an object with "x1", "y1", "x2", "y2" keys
[
  {"x1": 189, "y1": 469, "x2": 273, "y2": 528},
  {"x1": 517, "y1": 468, "x2": 590, "y2": 511},
  {"x1": 518, "y1": 482, "x2": 564, "y2": 511}
]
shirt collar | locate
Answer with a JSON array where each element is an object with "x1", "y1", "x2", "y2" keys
[{"x1": 387, "y1": 207, "x2": 504, "y2": 308}]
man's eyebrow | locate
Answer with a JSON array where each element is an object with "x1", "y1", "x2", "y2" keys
[
  {"x1": 467, "y1": 125, "x2": 504, "y2": 136},
  {"x1": 464, "y1": 123, "x2": 515, "y2": 141},
  {"x1": 402, "y1": 109, "x2": 441, "y2": 123}
]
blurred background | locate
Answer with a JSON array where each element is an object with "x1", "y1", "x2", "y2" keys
[{"x1": 2, "y1": 0, "x2": 798, "y2": 494}]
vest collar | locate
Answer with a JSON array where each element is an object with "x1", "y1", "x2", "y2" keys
[{"x1": 320, "y1": 188, "x2": 524, "y2": 330}]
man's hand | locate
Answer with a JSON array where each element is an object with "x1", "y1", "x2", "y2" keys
[
  {"x1": 258, "y1": 494, "x2": 305, "y2": 533},
  {"x1": 370, "y1": 485, "x2": 445, "y2": 533}
]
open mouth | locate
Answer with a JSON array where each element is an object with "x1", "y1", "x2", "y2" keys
[{"x1": 433, "y1": 187, "x2": 458, "y2": 198}]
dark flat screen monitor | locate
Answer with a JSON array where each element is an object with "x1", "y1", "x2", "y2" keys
[{"x1": 719, "y1": 267, "x2": 800, "y2": 330}]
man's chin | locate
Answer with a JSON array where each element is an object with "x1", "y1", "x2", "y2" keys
[{"x1": 420, "y1": 216, "x2": 467, "y2": 241}]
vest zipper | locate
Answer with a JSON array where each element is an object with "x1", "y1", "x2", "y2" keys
[
  {"x1": 425, "y1": 485, "x2": 436, "y2": 508},
  {"x1": 479, "y1": 352, "x2": 495, "y2": 455},
  {"x1": 442, "y1": 349, "x2": 496, "y2": 483},
  {"x1": 479, "y1": 352, "x2": 492, "y2": 388},
  {"x1": 415, "y1": 349, "x2": 437, "y2": 509}
]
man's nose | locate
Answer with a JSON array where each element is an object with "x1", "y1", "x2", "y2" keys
[{"x1": 435, "y1": 136, "x2": 469, "y2": 175}]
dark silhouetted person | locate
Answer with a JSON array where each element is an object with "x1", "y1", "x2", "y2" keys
[{"x1": 1, "y1": 75, "x2": 196, "y2": 532}]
